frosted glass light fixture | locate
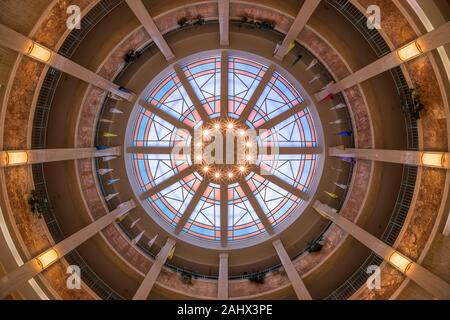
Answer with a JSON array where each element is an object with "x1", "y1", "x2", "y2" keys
[
  {"x1": 389, "y1": 252, "x2": 413, "y2": 273},
  {"x1": 27, "y1": 42, "x2": 52, "y2": 62},
  {"x1": 36, "y1": 249, "x2": 59, "y2": 269},
  {"x1": 421, "y1": 152, "x2": 445, "y2": 168},
  {"x1": 6, "y1": 151, "x2": 28, "y2": 166},
  {"x1": 398, "y1": 41, "x2": 423, "y2": 61}
]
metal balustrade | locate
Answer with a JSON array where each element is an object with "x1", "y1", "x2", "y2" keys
[
  {"x1": 59, "y1": 0, "x2": 124, "y2": 58},
  {"x1": 324, "y1": 0, "x2": 419, "y2": 300},
  {"x1": 31, "y1": 0, "x2": 126, "y2": 300}
]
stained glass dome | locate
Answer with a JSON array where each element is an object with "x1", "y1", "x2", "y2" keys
[{"x1": 127, "y1": 53, "x2": 320, "y2": 246}]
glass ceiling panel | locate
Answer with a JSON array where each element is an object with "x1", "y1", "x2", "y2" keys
[{"x1": 131, "y1": 54, "x2": 319, "y2": 244}]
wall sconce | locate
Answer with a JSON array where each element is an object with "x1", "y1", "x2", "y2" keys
[
  {"x1": 6, "y1": 151, "x2": 28, "y2": 166},
  {"x1": 398, "y1": 41, "x2": 423, "y2": 61},
  {"x1": 36, "y1": 249, "x2": 59, "y2": 269},
  {"x1": 421, "y1": 152, "x2": 446, "y2": 168},
  {"x1": 27, "y1": 42, "x2": 52, "y2": 62},
  {"x1": 389, "y1": 252, "x2": 413, "y2": 273}
]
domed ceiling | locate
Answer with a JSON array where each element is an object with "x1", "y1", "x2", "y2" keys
[
  {"x1": 0, "y1": 0, "x2": 449, "y2": 302},
  {"x1": 125, "y1": 52, "x2": 321, "y2": 247}
]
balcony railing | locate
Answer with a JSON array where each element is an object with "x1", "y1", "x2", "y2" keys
[
  {"x1": 324, "y1": 0, "x2": 418, "y2": 300},
  {"x1": 31, "y1": 0, "x2": 126, "y2": 300}
]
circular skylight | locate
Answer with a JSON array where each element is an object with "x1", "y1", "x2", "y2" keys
[{"x1": 127, "y1": 53, "x2": 320, "y2": 246}]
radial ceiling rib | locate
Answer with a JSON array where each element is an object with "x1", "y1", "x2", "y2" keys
[
  {"x1": 127, "y1": 146, "x2": 175, "y2": 154},
  {"x1": 139, "y1": 166, "x2": 195, "y2": 200},
  {"x1": 175, "y1": 180, "x2": 209, "y2": 234},
  {"x1": 239, "y1": 180, "x2": 274, "y2": 235},
  {"x1": 239, "y1": 64, "x2": 276, "y2": 121},
  {"x1": 174, "y1": 64, "x2": 210, "y2": 122},
  {"x1": 139, "y1": 99, "x2": 194, "y2": 135},
  {"x1": 125, "y1": 0, "x2": 175, "y2": 61},
  {"x1": 259, "y1": 147, "x2": 321, "y2": 155},
  {"x1": 274, "y1": 0, "x2": 321, "y2": 61},
  {"x1": 257, "y1": 100, "x2": 310, "y2": 130},
  {"x1": 221, "y1": 51, "x2": 229, "y2": 118},
  {"x1": 253, "y1": 166, "x2": 309, "y2": 201},
  {"x1": 220, "y1": 183, "x2": 228, "y2": 247}
]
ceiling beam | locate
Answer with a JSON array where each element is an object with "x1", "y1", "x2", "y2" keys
[
  {"x1": 174, "y1": 65, "x2": 210, "y2": 123},
  {"x1": 218, "y1": 0, "x2": 230, "y2": 46},
  {"x1": 239, "y1": 64, "x2": 276, "y2": 121},
  {"x1": 174, "y1": 180, "x2": 209, "y2": 234},
  {"x1": 139, "y1": 167, "x2": 195, "y2": 200},
  {"x1": 273, "y1": 239, "x2": 312, "y2": 300},
  {"x1": 316, "y1": 21, "x2": 450, "y2": 101},
  {"x1": 133, "y1": 238, "x2": 176, "y2": 300},
  {"x1": 0, "y1": 147, "x2": 121, "y2": 167},
  {"x1": 257, "y1": 100, "x2": 310, "y2": 130},
  {"x1": 313, "y1": 201, "x2": 450, "y2": 300},
  {"x1": 0, "y1": 201, "x2": 136, "y2": 299},
  {"x1": 0, "y1": 24, "x2": 133, "y2": 101},
  {"x1": 239, "y1": 180, "x2": 274, "y2": 235},
  {"x1": 125, "y1": 0, "x2": 175, "y2": 61},
  {"x1": 259, "y1": 147, "x2": 321, "y2": 155},
  {"x1": 274, "y1": 0, "x2": 321, "y2": 61},
  {"x1": 139, "y1": 99, "x2": 194, "y2": 135}
]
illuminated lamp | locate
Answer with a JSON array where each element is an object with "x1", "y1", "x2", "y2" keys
[
  {"x1": 389, "y1": 252, "x2": 413, "y2": 273},
  {"x1": 421, "y1": 152, "x2": 445, "y2": 168},
  {"x1": 398, "y1": 41, "x2": 423, "y2": 61},
  {"x1": 27, "y1": 42, "x2": 52, "y2": 62},
  {"x1": 6, "y1": 151, "x2": 28, "y2": 166},
  {"x1": 36, "y1": 249, "x2": 58, "y2": 269}
]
